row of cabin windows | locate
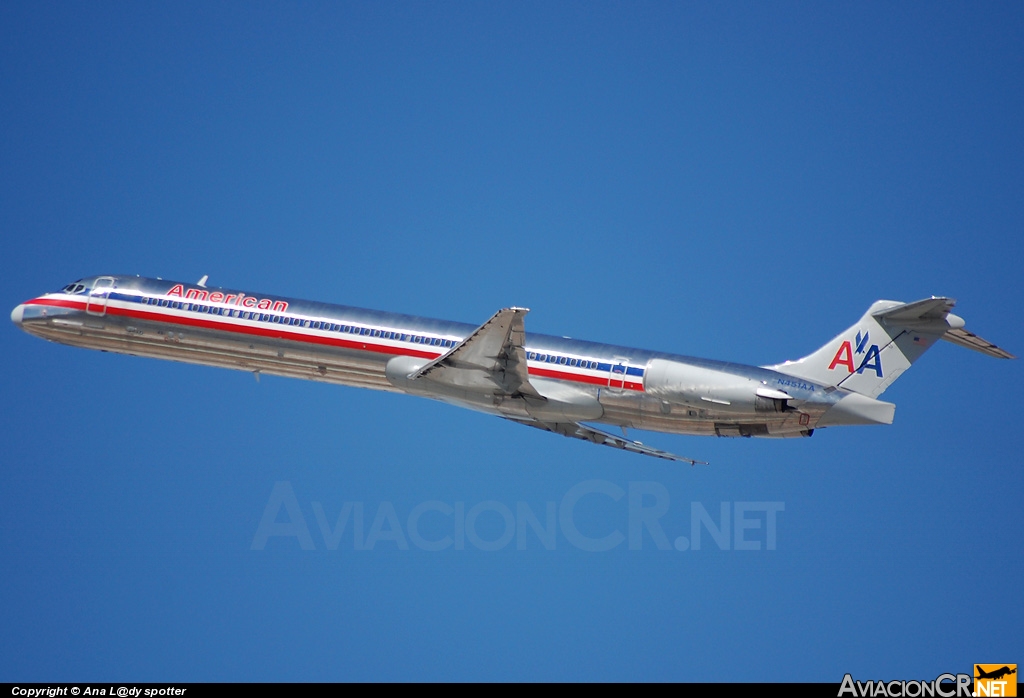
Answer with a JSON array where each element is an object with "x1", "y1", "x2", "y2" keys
[
  {"x1": 526, "y1": 352, "x2": 599, "y2": 370},
  {"x1": 140, "y1": 296, "x2": 456, "y2": 348},
  {"x1": 138, "y1": 296, "x2": 604, "y2": 369}
]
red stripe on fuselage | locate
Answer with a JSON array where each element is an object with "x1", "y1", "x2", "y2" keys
[
  {"x1": 26, "y1": 297, "x2": 439, "y2": 360},
  {"x1": 529, "y1": 366, "x2": 643, "y2": 392},
  {"x1": 25, "y1": 297, "x2": 646, "y2": 392}
]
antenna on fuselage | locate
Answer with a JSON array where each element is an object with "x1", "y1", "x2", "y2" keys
[{"x1": 197, "y1": 275, "x2": 209, "y2": 287}]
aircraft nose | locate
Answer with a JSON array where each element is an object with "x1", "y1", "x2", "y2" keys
[{"x1": 11, "y1": 303, "x2": 24, "y2": 326}]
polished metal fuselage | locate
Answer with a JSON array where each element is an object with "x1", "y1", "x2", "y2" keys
[{"x1": 14, "y1": 275, "x2": 840, "y2": 437}]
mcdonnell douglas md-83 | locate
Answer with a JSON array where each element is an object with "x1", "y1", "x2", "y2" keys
[{"x1": 11, "y1": 275, "x2": 1014, "y2": 464}]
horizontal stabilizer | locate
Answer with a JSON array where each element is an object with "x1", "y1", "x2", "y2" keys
[
  {"x1": 941, "y1": 327, "x2": 1015, "y2": 359},
  {"x1": 872, "y1": 296, "x2": 956, "y2": 327}
]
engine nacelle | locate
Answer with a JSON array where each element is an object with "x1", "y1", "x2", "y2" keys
[{"x1": 644, "y1": 358, "x2": 793, "y2": 414}]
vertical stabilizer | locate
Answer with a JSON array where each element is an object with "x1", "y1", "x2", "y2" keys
[{"x1": 766, "y1": 297, "x2": 975, "y2": 398}]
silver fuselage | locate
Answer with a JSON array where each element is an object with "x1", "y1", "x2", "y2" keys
[{"x1": 13, "y1": 275, "x2": 844, "y2": 438}]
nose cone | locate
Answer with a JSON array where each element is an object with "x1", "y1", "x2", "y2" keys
[{"x1": 11, "y1": 303, "x2": 25, "y2": 326}]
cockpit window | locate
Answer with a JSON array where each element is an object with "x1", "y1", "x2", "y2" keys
[{"x1": 61, "y1": 281, "x2": 86, "y2": 294}]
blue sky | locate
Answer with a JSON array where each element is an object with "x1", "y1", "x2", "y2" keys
[{"x1": 2, "y1": 2, "x2": 1022, "y2": 682}]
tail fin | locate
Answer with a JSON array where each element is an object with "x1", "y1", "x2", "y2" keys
[{"x1": 766, "y1": 297, "x2": 1014, "y2": 398}]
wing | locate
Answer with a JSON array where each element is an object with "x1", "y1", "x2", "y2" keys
[
  {"x1": 409, "y1": 307, "x2": 707, "y2": 464},
  {"x1": 506, "y1": 418, "x2": 708, "y2": 465},
  {"x1": 410, "y1": 307, "x2": 542, "y2": 397}
]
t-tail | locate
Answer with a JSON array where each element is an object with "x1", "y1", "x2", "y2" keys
[{"x1": 766, "y1": 297, "x2": 1014, "y2": 425}]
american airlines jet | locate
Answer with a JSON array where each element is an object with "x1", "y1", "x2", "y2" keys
[{"x1": 11, "y1": 275, "x2": 1013, "y2": 463}]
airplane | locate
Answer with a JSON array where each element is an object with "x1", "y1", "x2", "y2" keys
[
  {"x1": 976, "y1": 666, "x2": 1016, "y2": 681},
  {"x1": 10, "y1": 274, "x2": 1014, "y2": 464}
]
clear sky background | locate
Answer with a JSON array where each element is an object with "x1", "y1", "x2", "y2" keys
[{"x1": 2, "y1": 2, "x2": 1022, "y2": 682}]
